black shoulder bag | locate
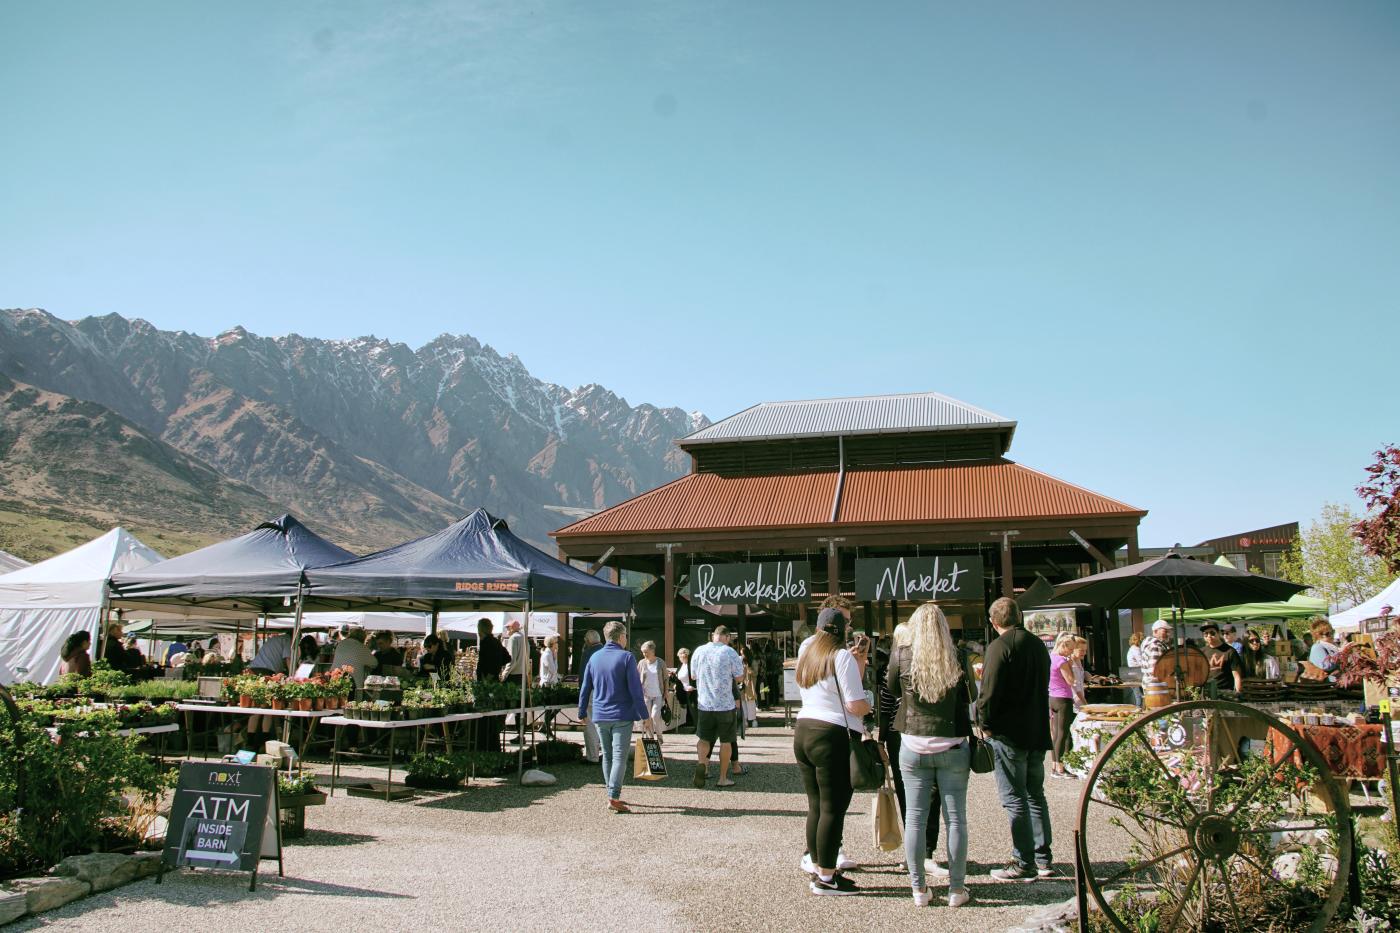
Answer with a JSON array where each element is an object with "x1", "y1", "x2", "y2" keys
[
  {"x1": 833, "y1": 655, "x2": 884, "y2": 791},
  {"x1": 964, "y1": 675, "x2": 995, "y2": 774}
]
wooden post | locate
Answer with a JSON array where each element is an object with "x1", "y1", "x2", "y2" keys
[
  {"x1": 1001, "y1": 534, "x2": 1015, "y2": 598},
  {"x1": 827, "y1": 541, "x2": 841, "y2": 599},
  {"x1": 1127, "y1": 529, "x2": 1144, "y2": 637},
  {"x1": 663, "y1": 548, "x2": 677, "y2": 665}
]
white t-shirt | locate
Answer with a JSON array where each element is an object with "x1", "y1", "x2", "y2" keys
[
  {"x1": 641, "y1": 658, "x2": 663, "y2": 698},
  {"x1": 1125, "y1": 645, "x2": 1143, "y2": 669},
  {"x1": 795, "y1": 640, "x2": 866, "y2": 732}
]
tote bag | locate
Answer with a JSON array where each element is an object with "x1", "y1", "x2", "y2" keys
[
  {"x1": 964, "y1": 676, "x2": 995, "y2": 774},
  {"x1": 633, "y1": 736, "x2": 667, "y2": 781},
  {"x1": 871, "y1": 745, "x2": 904, "y2": 851}
]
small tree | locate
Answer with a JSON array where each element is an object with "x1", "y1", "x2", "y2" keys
[
  {"x1": 1355, "y1": 443, "x2": 1400, "y2": 575},
  {"x1": 1280, "y1": 502, "x2": 1390, "y2": 611}
]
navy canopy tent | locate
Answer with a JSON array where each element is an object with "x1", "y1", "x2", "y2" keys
[
  {"x1": 109, "y1": 514, "x2": 356, "y2": 615},
  {"x1": 303, "y1": 509, "x2": 632, "y2": 614}
]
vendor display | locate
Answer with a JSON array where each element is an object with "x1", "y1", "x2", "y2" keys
[{"x1": 1268, "y1": 720, "x2": 1386, "y2": 780}]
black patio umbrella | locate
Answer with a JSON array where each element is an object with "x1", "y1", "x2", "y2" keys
[
  {"x1": 1050, "y1": 552, "x2": 1305, "y2": 610},
  {"x1": 1051, "y1": 552, "x2": 1307, "y2": 702}
]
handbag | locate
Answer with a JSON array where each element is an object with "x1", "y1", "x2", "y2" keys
[
  {"x1": 833, "y1": 662, "x2": 884, "y2": 791},
  {"x1": 964, "y1": 675, "x2": 995, "y2": 774},
  {"x1": 633, "y1": 735, "x2": 667, "y2": 781},
  {"x1": 871, "y1": 744, "x2": 904, "y2": 851}
]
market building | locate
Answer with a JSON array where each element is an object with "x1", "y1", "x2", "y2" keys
[{"x1": 552, "y1": 392, "x2": 1147, "y2": 667}]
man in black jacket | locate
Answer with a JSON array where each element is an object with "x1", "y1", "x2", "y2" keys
[{"x1": 977, "y1": 596, "x2": 1053, "y2": 882}]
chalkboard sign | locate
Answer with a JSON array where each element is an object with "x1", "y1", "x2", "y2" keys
[
  {"x1": 855, "y1": 555, "x2": 984, "y2": 602},
  {"x1": 642, "y1": 736, "x2": 667, "y2": 776},
  {"x1": 1363, "y1": 617, "x2": 1391, "y2": 635},
  {"x1": 160, "y1": 762, "x2": 282, "y2": 891},
  {"x1": 686, "y1": 561, "x2": 811, "y2": 606}
]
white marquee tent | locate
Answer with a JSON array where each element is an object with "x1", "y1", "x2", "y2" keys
[
  {"x1": 0, "y1": 528, "x2": 165, "y2": 684},
  {"x1": 0, "y1": 550, "x2": 29, "y2": 574},
  {"x1": 1330, "y1": 576, "x2": 1400, "y2": 633}
]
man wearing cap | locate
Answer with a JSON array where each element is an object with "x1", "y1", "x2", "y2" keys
[{"x1": 1138, "y1": 619, "x2": 1172, "y2": 705}]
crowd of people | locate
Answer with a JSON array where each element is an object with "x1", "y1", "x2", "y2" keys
[{"x1": 576, "y1": 594, "x2": 1057, "y2": 910}]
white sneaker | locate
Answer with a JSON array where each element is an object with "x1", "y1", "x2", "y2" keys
[
  {"x1": 800, "y1": 853, "x2": 817, "y2": 876},
  {"x1": 912, "y1": 887, "x2": 932, "y2": 907},
  {"x1": 923, "y1": 858, "x2": 949, "y2": 879},
  {"x1": 836, "y1": 851, "x2": 857, "y2": 871},
  {"x1": 948, "y1": 888, "x2": 971, "y2": 908}
]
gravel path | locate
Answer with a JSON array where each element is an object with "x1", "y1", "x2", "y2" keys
[{"x1": 17, "y1": 720, "x2": 1099, "y2": 932}]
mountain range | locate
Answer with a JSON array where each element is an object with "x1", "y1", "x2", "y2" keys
[{"x1": 0, "y1": 308, "x2": 707, "y2": 560}]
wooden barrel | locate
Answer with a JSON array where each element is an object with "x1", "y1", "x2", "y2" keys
[
  {"x1": 1153, "y1": 646, "x2": 1210, "y2": 688},
  {"x1": 1143, "y1": 685, "x2": 1173, "y2": 710}
]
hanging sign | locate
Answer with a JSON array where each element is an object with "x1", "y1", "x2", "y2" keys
[
  {"x1": 686, "y1": 561, "x2": 811, "y2": 606},
  {"x1": 855, "y1": 555, "x2": 985, "y2": 602},
  {"x1": 160, "y1": 762, "x2": 282, "y2": 891}
]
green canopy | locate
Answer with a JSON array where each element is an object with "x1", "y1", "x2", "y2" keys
[{"x1": 1180, "y1": 591, "x2": 1326, "y2": 622}]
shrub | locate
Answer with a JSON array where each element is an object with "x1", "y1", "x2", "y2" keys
[{"x1": 0, "y1": 709, "x2": 174, "y2": 879}]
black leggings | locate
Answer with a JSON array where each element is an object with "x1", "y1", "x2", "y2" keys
[
  {"x1": 794, "y1": 719, "x2": 854, "y2": 870},
  {"x1": 1050, "y1": 697, "x2": 1076, "y2": 765}
]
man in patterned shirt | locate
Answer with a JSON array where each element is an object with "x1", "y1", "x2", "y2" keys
[{"x1": 1137, "y1": 618, "x2": 1171, "y2": 703}]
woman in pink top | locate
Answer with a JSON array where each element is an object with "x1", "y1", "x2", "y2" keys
[{"x1": 1048, "y1": 638, "x2": 1078, "y2": 778}]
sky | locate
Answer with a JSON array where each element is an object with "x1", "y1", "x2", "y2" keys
[{"x1": 2, "y1": 1, "x2": 1397, "y2": 548}]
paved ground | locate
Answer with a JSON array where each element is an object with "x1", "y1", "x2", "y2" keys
[{"x1": 19, "y1": 719, "x2": 1096, "y2": 933}]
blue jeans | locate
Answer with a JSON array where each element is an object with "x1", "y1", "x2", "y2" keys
[
  {"x1": 988, "y1": 736, "x2": 1052, "y2": 871},
  {"x1": 596, "y1": 720, "x2": 634, "y2": 801},
  {"x1": 900, "y1": 741, "x2": 971, "y2": 891}
]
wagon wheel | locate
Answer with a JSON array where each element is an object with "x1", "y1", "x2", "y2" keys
[{"x1": 1077, "y1": 700, "x2": 1352, "y2": 932}]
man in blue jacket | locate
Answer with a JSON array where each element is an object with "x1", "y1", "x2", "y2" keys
[{"x1": 578, "y1": 621, "x2": 649, "y2": 814}]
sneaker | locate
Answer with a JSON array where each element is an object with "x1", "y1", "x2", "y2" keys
[
  {"x1": 1037, "y1": 865, "x2": 1054, "y2": 878},
  {"x1": 607, "y1": 799, "x2": 631, "y2": 814},
  {"x1": 810, "y1": 875, "x2": 860, "y2": 896},
  {"x1": 716, "y1": 779, "x2": 736, "y2": 787},
  {"x1": 990, "y1": 864, "x2": 1039, "y2": 882},
  {"x1": 912, "y1": 886, "x2": 932, "y2": 907},
  {"x1": 948, "y1": 888, "x2": 971, "y2": 908},
  {"x1": 836, "y1": 851, "x2": 857, "y2": 871},
  {"x1": 923, "y1": 858, "x2": 949, "y2": 879},
  {"x1": 692, "y1": 763, "x2": 707, "y2": 788},
  {"x1": 800, "y1": 853, "x2": 818, "y2": 876}
]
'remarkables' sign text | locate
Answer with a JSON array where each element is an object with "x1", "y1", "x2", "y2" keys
[
  {"x1": 686, "y1": 561, "x2": 811, "y2": 606},
  {"x1": 855, "y1": 555, "x2": 984, "y2": 602}
]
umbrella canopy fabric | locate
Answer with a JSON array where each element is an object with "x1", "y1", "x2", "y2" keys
[
  {"x1": 1330, "y1": 576, "x2": 1400, "y2": 632},
  {"x1": 1050, "y1": 552, "x2": 1306, "y2": 611},
  {"x1": 1180, "y1": 591, "x2": 1328, "y2": 622},
  {"x1": 304, "y1": 509, "x2": 632, "y2": 613},
  {"x1": 109, "y1": 515, "x2": 356, "y2": 615}
]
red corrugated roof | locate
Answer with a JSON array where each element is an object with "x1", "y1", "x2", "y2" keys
[
  {"x1": 838, "y1": 462, "x2": 1143, "y2": 525},
  {"x1": 553, "y1": 461, "x2": 1143, "y2": 538}
]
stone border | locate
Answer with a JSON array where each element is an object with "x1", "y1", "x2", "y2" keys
[{"x1": 2, "y1": 851, "x2": 163, "y2": 926}]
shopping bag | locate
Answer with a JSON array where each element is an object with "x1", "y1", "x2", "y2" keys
[
  {"x1": 871, "y1": 780, "x2": 904, "y2": 851},
  {"x1": 633, "y1": 736, "x2": 667, "y2": 781}
]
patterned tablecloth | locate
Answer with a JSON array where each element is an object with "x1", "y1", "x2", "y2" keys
[{"x1": 1267, "y1": 723, "x2": 1385, "y2": 779}]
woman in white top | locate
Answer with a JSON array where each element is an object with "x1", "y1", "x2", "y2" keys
[
  {"x1": 539, "y1": 635, "x2": 561, "y2": 687},
  {"x1": 637, "y1": 641, "x2": 669, "y2": 736},
  {"x1": 1124, "y1": 632, "x2": 1144, "y2": 705},
  {"x1": 675, "y1": 647, "x2": 696, "y2": 733},
  {"x1": 794, "y1": 601, "x2": 872, "y2": 896}
]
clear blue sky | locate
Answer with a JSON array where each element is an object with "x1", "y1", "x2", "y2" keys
[{"x1": 2, "y1": 1, "x2": 1397, "y2": 548}]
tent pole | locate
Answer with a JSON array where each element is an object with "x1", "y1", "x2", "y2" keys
[
  {"x1": 519, "y1": 592, "x2": 532, "y2": 783},
  {"x1": 96, "y1": 584, "x2": 112, "y2": 665},
  {"x1": 288, "y1": 581, "x2": 306, "y2": 677},
  {"x1": 430, "y1": 608, "x2": 439, "y2": 638}
]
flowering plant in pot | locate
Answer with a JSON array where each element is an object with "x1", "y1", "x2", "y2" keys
[
  {"x1": 266, "y1": 674, "x2": 289, "y2": 710},
  {"x1": 287, "y1": 679, "x2": 317, "y2": 711}
]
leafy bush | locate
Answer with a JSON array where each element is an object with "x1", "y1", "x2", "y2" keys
[
  {"x1": 0, "y1": 709, "x2": 175, "y2": 879},
  {"x1": 534, "y1": 740, "x2": 584, "y2": 766},
  {"x1": 404, "y1": 752, "x2": 469, "y2": 788}
]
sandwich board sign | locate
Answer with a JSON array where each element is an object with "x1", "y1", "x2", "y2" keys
[{"x1": 159, "y1": 761, "x2": 282, "y2": 891}]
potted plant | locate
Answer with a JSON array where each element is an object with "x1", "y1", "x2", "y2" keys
[{"x1": 404, "y1": 752, "x2": 468, "y2": 790}]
